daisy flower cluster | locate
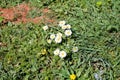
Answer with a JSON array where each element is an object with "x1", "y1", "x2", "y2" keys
[
  {"x1": 54, "y1": 48, "x2": 67, "y2": 58},
  {"x1": 59, "y1": 21, "x2": 72, "y2": 37},
  {"x1": 42, "y1": 20, "x2": 79, "y2": 59},
  {"x1": 46, "y1": 32, "x2": 62, "y2": 44}
]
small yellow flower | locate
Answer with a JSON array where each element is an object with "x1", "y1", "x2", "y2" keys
[
  {"x1": 96, "y1": 1, "x2": 102, "y2": 7},
  {"x1": 70, "y1": 74, "x2": 76, "y2": 80},
  {"x1": 41, "y1": 49, "x2": 47, "y2": 55}
]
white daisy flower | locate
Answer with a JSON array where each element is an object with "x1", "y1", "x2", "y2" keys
[
  {"x1": 61, "y1": 25, "x2": 67, "y2": 30},
  {"x1": 64, "y1": 29, "x2": 72, "y2": 36},
  {"x1": 43, "y1": 25, "x2": 48, "y2": 31},
  {"x1": 72, "y1": 47, "x2": 78, "y2": 52},
  {"x1": 55, "y1": 36, "x2": 62, "y2": 43},
  {"x1": 59, "y1": 20, "x2": 66, "y2": 27},
  {"x1": 66, "y1": 24, "x2": 71, "y2": 29},
  {"x1": 50, "y1": 34, "x2": 55, "y2": 40},
  {"x1": 56, "y1": 32, "x2": 62, "y2": 37},
  {"x1": 54, "y1": 48, "x2": 60, "y2": 55},
  {"x1": 59, "y1": 51, "x2": 67, "y2": 58},
  {"x1": 47, "y1": 39, "x2": 52, "y2": 44}
]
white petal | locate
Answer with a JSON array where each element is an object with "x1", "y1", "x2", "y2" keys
[
  {"x1": 59, "y1": 21, "x2": 66, "y2": 27},
  {"x1": 43, "y1": 25, "x2": 48, "y2": 31},
  {"x1": 54, "y1": 48, "x2": 60, "y2": 55},
  {"x1": 65, "y1": 30, "x2": 72, "y2": 36},
  {"x1": 50, "y1": 34, "x2": 55, "y2": 40},
  {"x1": 59, "y1": 51, "x2": 67, "y2": 58}
]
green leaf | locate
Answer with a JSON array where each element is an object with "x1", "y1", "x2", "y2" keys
[{"x1": 0, "y1": 16, "x2": 4, "y2": 23}]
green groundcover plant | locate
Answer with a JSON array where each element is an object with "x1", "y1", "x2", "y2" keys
[
  {"x1": 0, "y1": 20, "x2": 119, "y2": 80},
  {"x1": 0, "y1": 0, "x2": 120, "y2": 80}
]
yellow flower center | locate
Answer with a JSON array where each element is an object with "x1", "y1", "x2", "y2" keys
[
  {"x1": 61, "y1": 53, "x2": 64, "y2": 56},
  {"x1": 67, "y1": 31, "x2": 70, "y2": 34}
]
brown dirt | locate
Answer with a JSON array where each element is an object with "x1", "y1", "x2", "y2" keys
[{"x1": 0, "y1": 3, "x2": 55, "y2": 24}]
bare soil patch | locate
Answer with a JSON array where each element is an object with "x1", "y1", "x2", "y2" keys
[{"x1": 0, "y1": 3, "x2": 55, "y2": 24}]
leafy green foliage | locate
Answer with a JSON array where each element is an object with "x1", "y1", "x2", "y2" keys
[{"x1": 0, "y1": 0, "x2": 120, "y2": 80}]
